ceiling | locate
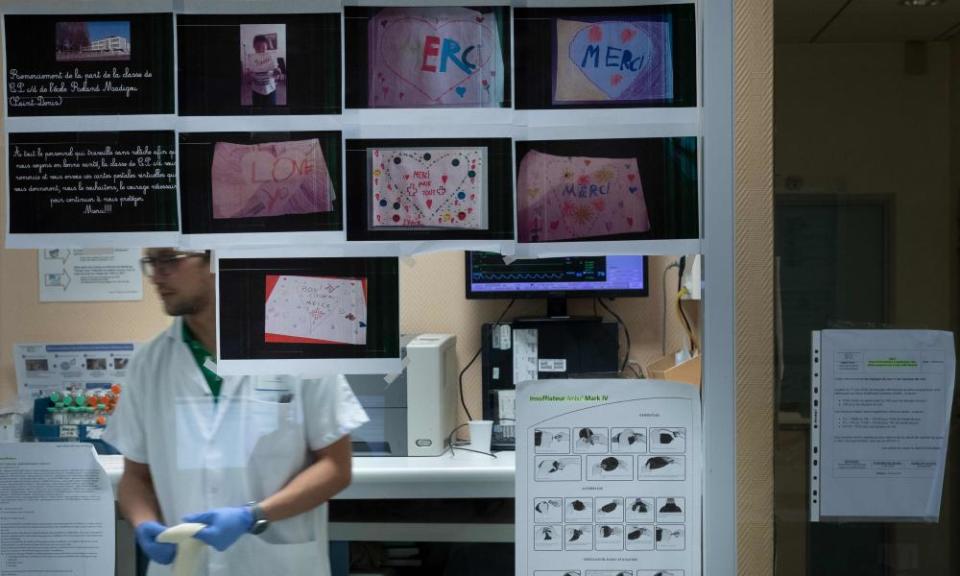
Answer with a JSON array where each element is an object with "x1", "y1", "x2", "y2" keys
[{"x1": 776, "y1": 0, "x2": 960, "y2": 43}]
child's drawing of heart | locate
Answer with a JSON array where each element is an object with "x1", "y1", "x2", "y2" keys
[
  {"x1": 374, "y1": 148, "x2": 485, "y2": 230},
  {"x1": 380, "y1": 16, "x2": 495, "y2": 101},
  {"x1": 568, "y1": 21, "x2": 653, "y2": 99}
]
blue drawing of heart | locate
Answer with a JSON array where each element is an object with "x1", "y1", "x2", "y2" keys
[{"x1": 569, "y1": 22, "x2": 656, "y2": 98}]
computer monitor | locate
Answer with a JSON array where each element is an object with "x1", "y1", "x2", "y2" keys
[{"x1": 465, "y1": 252, "x2": 648, "y2": 317}]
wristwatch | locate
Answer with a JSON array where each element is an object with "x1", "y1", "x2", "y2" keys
[{"x1": 246, "y1": 502, "x2": 270, "y2": 535}]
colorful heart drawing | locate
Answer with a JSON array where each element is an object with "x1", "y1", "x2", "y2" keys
[
  {"x1": 370, "y1": 147, "x2": 487, "y2": 230},
  {"x1": 568, "y1": 21, "x2": 655, "y2": 99},
  {"x1": 370, "y1": 7, "x2": 504, "y2": 107},
  {"x1": 516, "y1": 149, "x2": 651, "y2": 242},
  {"x1": 554, "y1": 18, "x2": 674, "y2": 104}
]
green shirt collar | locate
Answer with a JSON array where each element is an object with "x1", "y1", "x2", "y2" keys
[{"x1": 181, "y1": 321, "x2": 223, "y2": 400}]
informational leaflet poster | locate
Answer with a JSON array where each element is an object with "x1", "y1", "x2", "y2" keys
[
  {"x1": 517, "y1": 379, "x2": 701, "y2": 576},
  {"x1": 13, "y1": 342, "x2": 138, "y2": 410},
  {"x1": 0, "y1": 443, "x2": 114, "y2": 576},
  {"x1": 811, "y1": 330, "x2": 956, "y2": 521},
  {"x1": 38, "y1": 248, "x2": 143, "y2": 302}
]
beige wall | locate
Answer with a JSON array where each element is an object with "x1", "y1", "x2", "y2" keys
[
  {"x1": 0, "y1": 247, "x2": 691, "y2": 422},
  {"x1": 735, "y1": 0, "x2": 775, "y2": 574}
]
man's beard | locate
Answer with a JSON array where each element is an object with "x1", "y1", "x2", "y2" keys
[{"x1": 164, "y1": 297, "x2": 203, "y2": 317}]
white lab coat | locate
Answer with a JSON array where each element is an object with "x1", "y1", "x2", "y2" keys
[{"x1": 104, "y1": 318, "x2": 368, "y2": 576}]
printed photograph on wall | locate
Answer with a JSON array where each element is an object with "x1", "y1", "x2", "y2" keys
[
  {"x1": 264, "y1": 275, "x2": 367, "y2": 345},
  {"x1": 346, "y1": 138, "x2": 513, "y2": 241},
  {"x1": 515, "y1": 138, "x2": 698, "y2": 243},
  {"x1": 179, "y1": 131, "x2": 342, "y2": 236},
  {"x1": 367, "y1": 147, "x2": 486, "y2": 230},
  {"x1": 218, "y1": 257, "x2": 399, "y2": 362},
  {"x1": 240, "y1": 24, "x2": 287, "y2": 107},
  {"x1": 7, "y1": 131, "x2": 178, "y2": 235},
  {"x1": 5, "y1": 13, "x2": 174, "y2": 116},
  {"x1": 513, "y1": 4, "x2": 695, "y2": 109},
  {"x1": 177, "y1": 14, "x2": 340, "y2": 116},
  {"x1": 344, "y1": 6, "x2": 510, "y2": 108},
  {"x1": 55, "y1": 21, "x2": 131, "y2": 62}
]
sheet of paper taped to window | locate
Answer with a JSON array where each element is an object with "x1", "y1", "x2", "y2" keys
[
  {"x1": 553, "y1": 17, "x2": 674, "y2": 104},
  {"x1": 370, "y1": 147, "x2": 485, "y2": 229},
  {"x1": 211, "y1": 139, "x2": 335, "y2": 219},
  {"x1": 264, "y1": 275, "x2": 367, "y2": 345},
  {"x1": 516, "y1": 149, "x2": 650, "y2": 242},
  {"x1": 368, "y1": 6, "x2": 504, "y2": 107}
]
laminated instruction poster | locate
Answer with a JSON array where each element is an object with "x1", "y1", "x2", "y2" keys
[
  {"x1": 517, "y1": 379, "x2": 701, "y2": 576},
  {"x1": 811, "y1": 329, "x2": 956, "y2": 521},
  {"x1": 14, "y1": 342, "x2": 138, "y2": 411}
]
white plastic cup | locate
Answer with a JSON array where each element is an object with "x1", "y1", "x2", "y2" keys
[{"x1": 468, "y1": 420, "x2": 494, "y2": 454}]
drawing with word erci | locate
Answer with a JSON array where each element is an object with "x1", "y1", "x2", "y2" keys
[
  {"x1": 211, "y1": 139, "x2": 335, "y2": 219},
  {"x1": 264, "y1": 275, "x2": 366, "y2": 345},
  {"x1": 368, "y1": 7, "x2": 504, "y2": 107},
  {"x1": 369, "y1": 147, "x2": 486, "y2": 229}
]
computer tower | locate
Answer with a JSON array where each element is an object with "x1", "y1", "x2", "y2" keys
[{"x1": 481, "y1": 319, "x2": 620, "y2": 449}]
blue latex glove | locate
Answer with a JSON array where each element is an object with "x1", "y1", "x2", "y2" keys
[
  {"x1": 134, "y1": 521, "x2": 177, "y2": 565},
  {"x1": 183, "y1": 506, "x2": 254, "y2": 552}
]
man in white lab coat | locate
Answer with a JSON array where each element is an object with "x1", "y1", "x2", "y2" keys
[{"x1": 104, "y1": 249, "x2": 368, "y2": 576}]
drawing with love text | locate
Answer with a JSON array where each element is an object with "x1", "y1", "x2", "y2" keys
[{"x1": 211, "y1": 138, "x2": 335, "y2": 219}]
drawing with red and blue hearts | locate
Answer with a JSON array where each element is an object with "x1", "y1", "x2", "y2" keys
[
  {"x1": 369, "y1": 146, "x2": 486, "y2": 230},
  {"x1": 553, "y1": 18, "x2": 673, "y2": 104}
]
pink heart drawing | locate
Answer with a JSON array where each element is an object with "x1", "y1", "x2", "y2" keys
[
  {"x1": 515, "y1": 149, "x2": 652, "y2": 243},
  {"x1": 379, "y1": 15, "x2": 496, "y2": 102}
]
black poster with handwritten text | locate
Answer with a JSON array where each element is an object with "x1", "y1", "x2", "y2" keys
[
  {"x1": 8, "y1": 131, "x2": 178, "y2": 234},
  {"x1": 4, "y1": 14, "x2": 174, "y2": 116}
]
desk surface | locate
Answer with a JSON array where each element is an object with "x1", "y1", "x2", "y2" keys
[{"x1": 99, "y1": 450, "x2": 516, "y2": 500}]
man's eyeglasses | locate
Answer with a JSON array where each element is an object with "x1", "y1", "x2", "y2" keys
[{"x1": 140, "y1": 252, "x2": 206, "y2": 278}]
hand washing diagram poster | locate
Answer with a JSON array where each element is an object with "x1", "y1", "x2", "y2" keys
[
  {"x1": 517, "y1": 379, "x2": 701, "y2": 576},
  {"x1": 211, "y1": 139, "x2": 335, "y2": 219},
  {"x1": 369, "y1": 147, "x2": 486, "y2": 229},
  {"x1": 553, "y1": 17, "x2": 673, "y2": 105},
  {"x1": 368, "y1": 7, "x2": 504, "y2": 107},
  {"x1": 264, "y1": 275, "x2": 367, "y2": 345},
  {"x1": 517, "y1": 149, "x2": 650, "y2": 242}
]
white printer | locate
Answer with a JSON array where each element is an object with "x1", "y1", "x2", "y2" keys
[{"x1": 346, "y1": 334, "x2": 458, "y2": 456}]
